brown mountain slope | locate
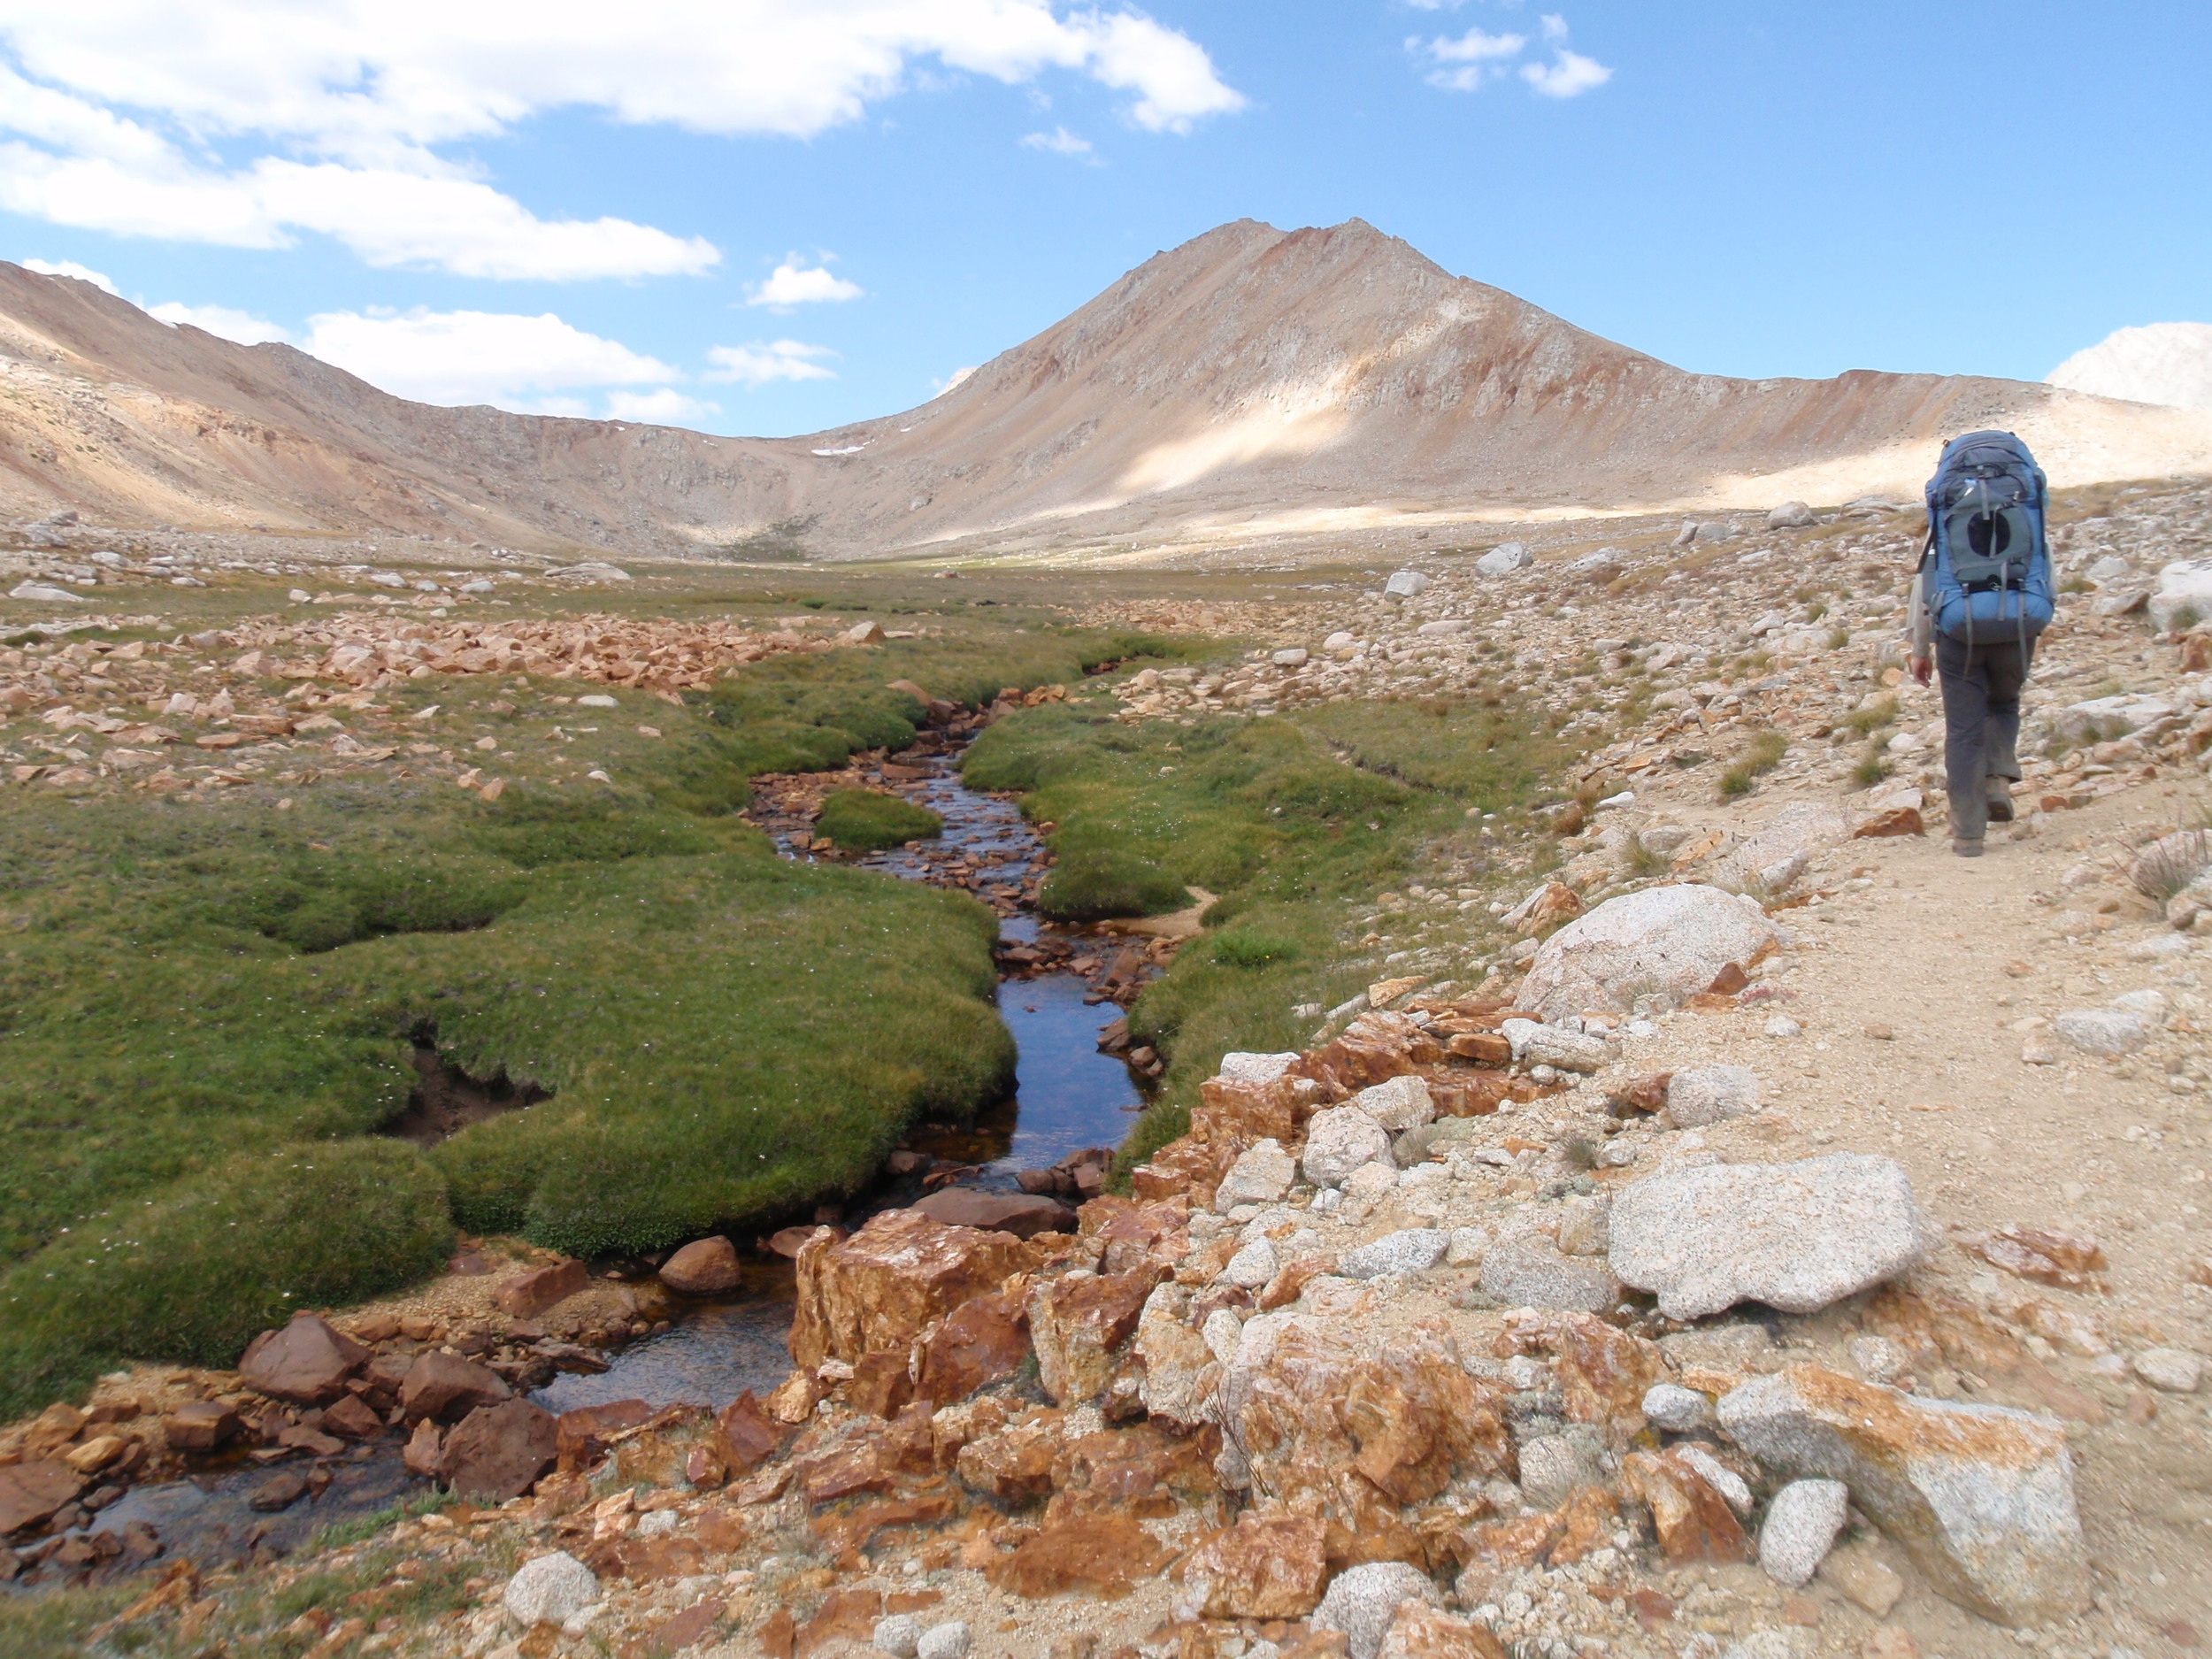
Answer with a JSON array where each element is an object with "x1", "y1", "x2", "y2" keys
[
  {"x1": 0, "y1": 265, "x2": 810, "y2": 555},
  {"x1": 3, "y1": 219, "x2": 2207, "y2": 559}
]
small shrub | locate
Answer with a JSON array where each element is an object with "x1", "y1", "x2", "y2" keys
[
  {"x1": 1854, "y1": 749, "x2": 1893, "y2": 787},
  {"x1": 2130, "y1": 829, "x2": 2212, "y2": 902},
  {"x1": 815, "y1": 789, "x2": 943, "y2": 851},
  {"x1": 2060, "y1": 575, "x2": 2093, "y2": 595},
  {"x1": 1209, "y1": 927, "x2": 1304, "y2": 970},
  {"x1": 1720, "y1": 731, "x2": 1787, "y2": 798},
  {"x1": 1038, "y1": 849, "x2": 1190, "y2": 921},
  {"x1": 1826, "y1": 627, "x2": 1851, "y2": 651},
  {"x1": 1844, "y1": 695, "x2": 1899, "y2": 736}
]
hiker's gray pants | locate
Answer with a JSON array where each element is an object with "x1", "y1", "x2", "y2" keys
[{"x1": 1935, "y1": 634, "x2": 2032, "y2": 841}]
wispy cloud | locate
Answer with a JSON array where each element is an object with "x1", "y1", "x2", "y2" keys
[
  {"x1": 1412, "y1": 12, "x2": 1611, "y2": 97},
  {"x1": 300, "y1": 307, "x2": 680, "y2": 408},
  {"x1": 704, "y1": 340, "x2": 840, "y2": 387},
  {"x1": 744, "y1": 257, "x2": 864, "y2": 311},
  {"x1": 1021, "y1": 126, "x2": 1097, "y2": 161}
]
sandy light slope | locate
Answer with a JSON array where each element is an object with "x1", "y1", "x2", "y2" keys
[{"x1": 4, "y1": 220, "x2": 2210, "y2": 560}]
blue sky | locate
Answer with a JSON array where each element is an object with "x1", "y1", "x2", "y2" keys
[{"x1": 5, "y1": 1, "x2": 2208, "y2": 439}]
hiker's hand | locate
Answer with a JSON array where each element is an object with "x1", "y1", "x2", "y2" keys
[{"x1": 1910, "y1": 656, "x2": 1932, "y2": 687}]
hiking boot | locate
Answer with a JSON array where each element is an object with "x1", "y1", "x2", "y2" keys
[
  {"x1": 1952, "y1": 837, "x2": 1985, "y2": 858},
  {"x1": 1986, "y1": 786, "x2": 2016, "y2": 823}
]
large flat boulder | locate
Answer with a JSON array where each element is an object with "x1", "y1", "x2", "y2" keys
[
  {"x1": 1517, "y1": 884, "x2": 1784, "y2": 1020},
  {"x1": 1720, "y1": 1365, "x2": 2089, "y2": 1626},
  {"x1": 789, "y1": 1208, "x2": 1039, "y2": 1371},
  {"x1": 0, "y1": 1460, "x2": 84, "y2": 1535},
  {"x1": 910, "y1": 1188, "x2": 1075, "y2": 1238},
  {"x1": 1609, "y1": 1155, "x2": 1936, "y2": 1320},
  {"x1": 399, "y1": 1349, "x2": 512, "y2": 1423}
]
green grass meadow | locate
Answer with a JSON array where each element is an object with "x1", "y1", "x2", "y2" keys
[{"x1": 0, "y1": 617, "x2": 1170, "y2": 1413}]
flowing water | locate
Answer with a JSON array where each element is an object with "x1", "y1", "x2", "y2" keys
[{"x1": 522, "y1": 749, "x2": 1145, "y2": 1412}]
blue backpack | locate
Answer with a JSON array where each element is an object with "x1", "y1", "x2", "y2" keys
[{"x1": 1919, "y1": 430, "x2": 2055, "y2": 646}]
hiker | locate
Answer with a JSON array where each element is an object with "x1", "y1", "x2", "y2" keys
[{"x1": 1909, "y1": 430, "x2": 2055, "y2": 856}]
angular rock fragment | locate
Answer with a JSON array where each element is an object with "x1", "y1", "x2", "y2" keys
[
  {"x1": 910, "y1": 1189, "x2": 1075, "y2": 1237},
  {"x1": 1348, "y1": 1074, "x2": 1434, "y2": 1130},
  {"x1": 496, "y1": 1257, "x2": 588, "y2": 1316},
  {"x1": 1301, "y1": 1106, "x2": 1393, "y2": 1188},
  {"x1": 1718, "y1": 1365, "x2": 2089, "y2": 1625},
  {"x1": 791, "y1": 1210, "x2": 1038, "y2": 1370},
  {"x1": 1214, "y1": 1139, "x2": 1295, "y2": 1210},
  {"x1": 1479, "y1": 1240, "x2": 1618, "y2": 1314},
  {"x1": 1664, "y1": 1064, "x2": 1761, "y2": 1128},
  {"x1": 1029, "y1": 1266, "x2": 1163, "y2": 1404},
  {"x1": 1609, "y1": 1155, "x2": 1936, "y2": 1319},
  {"x1": 442, "y1": 1398, "x2": 558, "y2": 1501},
  {"x1": 237, "y1": 1313, "x2": 370, "y2": 1404},
  {"x1": 1182, "y1": 1512, "x2": 1329, "y2": 1619},
  {"x1": 400, "y1": 1349, "x2": 512, "y2": 1423},
  {"x1": 1338, "y1": 1229, "x2": 1448, "y2": 1280},
  {"x1": 1758, "y1": 1478, "x2": 1849, "y2": 1586}
]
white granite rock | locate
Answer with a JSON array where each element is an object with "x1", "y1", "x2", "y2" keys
[
  {"x1": 2051, "y1": 1008, "x2": 2153, "y2": 1056},
  {"x1": 1216, "y1": 1139, "x2": 1296, "y2": 1210},
  {"x1": 1664, "y1": 1064, "x2": 1762, "y2": 1128},
  {"x1": 1720, "y1": 1366, "x2": 2088, "y2": 1625},
  {"x1": 1302, "y1": 1106, "x2": 1393, "y2": 1187},
  {"x1": 1758, "y1": 1479, "x2": 1850, "y2": 1586},
  {"x1": 1338, "y1": 1228, "x2": 1448, "y2": 1279},
  {"x1": 1641, "y1": 1382, "x2": 1712, "y2": 1432},
  {"x1": 1349, "y1": 1073, "x2": 1435, "y2": 1130},
  {"x1": 504, "y1": 1552, "x2": 598, "y2": 1629},
  {"x1": 1517, "y1": 883, "x2": 1784, "y2": 1021},
  {"x1": 1218, "y1": 1051, "x2": 1300, "y2": 1084},
  {"x1": 1477, "y1": 541, "x2": 1532, "y2": 575},
  {"x1": 1479, "y1": 1240, "x2": 1618, "y2": 1313},
  {"x1": 1313, "y1": 1562, "x2": 1442, "y2": 1659},
  {"x1": 1609, "y1": 1154, "x2": 1936, "y2": 1319}
]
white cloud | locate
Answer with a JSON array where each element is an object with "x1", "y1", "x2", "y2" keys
[
  {"x1": 1021, "y1": 125, "x2": 1094, "y2": 157},
  {"x1": 300, "y1": 307, "x2": 681, "y2": 407},
  {"x1": 0, "y1": 3, "x2": 1242, "y2": 276},
  {"x1": 932, "y1": 365, "x2": 976, "y2": 396},
  {"x1": 704, "y1": 339, "x2": 840, "y2": 387},
  {"x1": 1417, "y1": 26, "x2": 1525, "y2": 90},
  {"x1": 19, "y1": 255, "x2": 116, "y2": 290},
  {"x1": 744, "y1": 257, "x2": 864, "y2": 309},
  {"x1": 1521, "y1": 47, "x2": 1610, "y2": 96},
  {"x1": 149, "y1": 300, "x2": 289, "y2": 343},
  {"x1": 1414, "y1": 12, "x2": 1610, "y2": 97},
  {"x1": 604, "y1": 387, "x2": 723, "y2": 423}
]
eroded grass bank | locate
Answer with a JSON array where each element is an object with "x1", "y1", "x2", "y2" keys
[
  {"x1": 963, "y1": 691, "x2": 1574, "y2": 1171},
  {"x1": 0, "y1": 621, "x2": 1172, "y2": 1413}
]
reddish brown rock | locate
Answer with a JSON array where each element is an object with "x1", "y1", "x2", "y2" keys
[
  {"x1": 1378, "y1": 1605, "x2": 1509, "y2": 1659},
  {"x1": 1231, "y1": 1316, "x2": 1508, "y2": 1570},
  {"x1": 1447, "y1": 1032, "x2": 1513, "y2": 1066},
  {"x1": 495, "y1": 1257, "x2": 589, "y2": 1317},
  {"x1": 1079, "y1": 1194, "x2": 1190, "y2": 1277},
  {"x1": 19, "y1": 1403, "x2": 86, "y2": 1458},
  {"x1": 1294, "y1": 1011, "x2": 1444, "y2": 1094},
  {"x1": 399, "y1": 1349, "x2": 511, "y2": 1423},
  {"x1": 1497, "y1": 1310, "x2": 1666, "y2": 1443},
  {"x1": 1183, "y1": 1513, "x2": 1329, "y2": 1619},
  {"x1": 1854, "y1": 807, "x2": 1925, "y2": 839},
  {"x1": 768, "y1": 1225, "x2": 840, "y2": 1259},
  {"x1": 715, "y1": 1392, "x2": 780, "y2": 1472},
  {"x1": 162, "y1": 1401, "x2": 239, "y2": 1451},
  {"x1": 1620, "y1": 1450, "x2": 1751, "y2": 1564},
  {"x1": 1257, "y1": 1253, "x2": 1336, "y2": 1311},
  {"x1": 320, "y1": 1394, "x2": 383, "y2": 1440},
  {"x1": 1962, "y1": 1226, "x2": 2107, "y2": 1290},
  {"x1": 557, "y1": 1399, "x2": 657, "y2": 1471},
  {"x1": 0, "y1": 1461, "x2": 84, "y2": 1536},
  {"x1": 349, "y1": 1312, "x2": 402, "y2": 1342},
  {"x1": 237, "y1": 1313, "x2": 369, "y2": 1404},
  {"x1": 789, "y1": 1209, "x2": 1039, "y2": 1371},
  {"x1": 847, "y1": 1350, "x2": 916, "y2": 1419},
  {"x1": 910, "y1": 1188, "x2": 1076, "y2": 1238},
  {"x1": 659, "y1": 1236, "x2": 743, "y2": 1295},
  {"x1": 955, "y1": 1418, "x2": 1060, "y2": 1503},
  {"x1": 916, "y1": 1288, "x2": 1030, "y2": 1405},
  {"x1": 1030, "y1": 1266, "x2": 1165, "y2": 1405},
  {"x1": 1047, "y1": 1424, "x2": 1217, "y2": 1523},
  {"x1": 403, "y1": 1418, "x2": 443, "y2": 1477},
  {"x1": 646, "y1": 1598, "x2": 725, "y2": 1655},
  {"x1": 440, "y1": 1398, "x2": 558, "y2": 1501},
  {"x1": 986, "y1": 1512, "x2": 1168, "y2": 1597},
  {"x1": 793, "y1": 1590, "x2": 884, "y2": 1658},
  {"x1": 1191, "y1": 1074, "x2": 1314, "y2": 1148}
]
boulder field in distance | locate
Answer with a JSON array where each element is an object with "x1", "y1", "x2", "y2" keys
[{"x1": 4, "y1": 218, "x2": 2211, "y2": 564}]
